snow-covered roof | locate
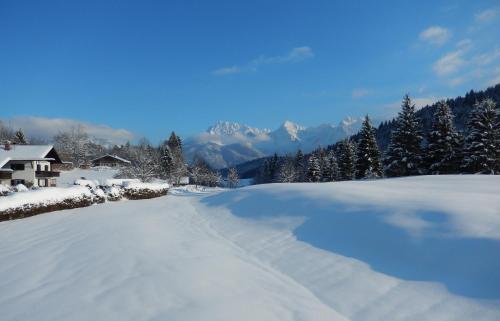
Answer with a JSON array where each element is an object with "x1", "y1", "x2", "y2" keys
[
  {"x1": 0, "y1": 145, "x2": 59, "y2": 168},
  {"x1": 91, "y1": 154, "x2": 131, "y2": 164}
]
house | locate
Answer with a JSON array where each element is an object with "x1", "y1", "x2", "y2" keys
[
  {"x1": 91, "y1": 154, "x2": 131, "y2": 168},
  {"x1": 0, "y1": 143, "x2": 62, "y2": 187}
]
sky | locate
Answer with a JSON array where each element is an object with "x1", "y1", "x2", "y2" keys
[{"x1": 1, "y1": 0, "x2": 499, "y2": 143}]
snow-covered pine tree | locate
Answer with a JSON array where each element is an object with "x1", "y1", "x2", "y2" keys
[
  {"x1": 13, "y1": 128, "x2": 28, "y2": 144},
  {"x1": 327, "y1": 150, "x2": 339, "y2": 181},
  {"x1": 306, "y1": 153, "x2": 321, "y2": 182},
  {"x1": 266, "y1": 153, "x2": 280, "y2": 183},
  {"x1": 426, "y1": 100, "x2": 463, "y2": 174},
  {"x1": 355, "y1": 116, "x2": 383, "y2": 179},
  {"x1": 462, "y1": 98, "x2": 500, "y2": 174},
  {"x1": 166, "y1": 132, "x2": 187, "y2": 184},
  {"x1": 337, "y1": 139, "x2": 355, "y2": 180},
  {"x1": 384, "y1": 94, "x2": 423, "y2": 177},
  {"x1": 227, "y1": 167, "x2": 240, "y2": 188},
  {"x1": 277, "y1": 155, "x2": 297, "y2": 183},
  {"x1": 294, "y1": 149, "x2": 305, "y2": 182},
  {"x1": 321, "y1": 153, "x2": 332, "y2": 182},
  {"x1": 159, "y1": 144, "x2": 175, "y2": 179}
]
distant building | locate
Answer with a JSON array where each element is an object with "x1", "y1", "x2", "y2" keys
[
  {"x1": 0, "y1": 143, "x2": 62, "y2": 187},
  {"x1": 91, "y1": 154, "x2": 131, "y2": 168}
]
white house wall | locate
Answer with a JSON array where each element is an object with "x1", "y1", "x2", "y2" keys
[{"x1": 10, "y1": 161, "x2": 35, "y2": 185}]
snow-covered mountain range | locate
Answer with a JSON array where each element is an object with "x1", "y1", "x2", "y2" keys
[{"x1": 184, "y1": 117, "x2": 363, "y2": 168}]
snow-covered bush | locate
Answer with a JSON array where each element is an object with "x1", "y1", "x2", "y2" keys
[
  {"x1": 103, "y1": 186, "x2": 125, "y2": 201},
  {"x1": 74, "y1": 179, "x2": 105, "y2": 203},
  {"x1": 14, "y1": 184, "x2": 29, "y2": 192},
  {"x1": 74, "y1": 179, "x2": 98, "y2": 188},
  {"x1": 0, "y1": 184, "x2": 11, "y2": 196}
]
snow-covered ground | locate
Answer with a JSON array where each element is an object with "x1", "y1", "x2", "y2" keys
[{"x1": 1, "y1": 176, "x2": 499, "y2": 321}]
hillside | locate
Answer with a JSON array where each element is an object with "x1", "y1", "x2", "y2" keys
[{"x1": 233, "y1": 84, "x2": 500, "y2": 178}]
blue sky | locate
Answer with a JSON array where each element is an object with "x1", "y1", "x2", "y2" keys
[{"x1": 1, "y1": 0, "x2": 499, "y2": 142}]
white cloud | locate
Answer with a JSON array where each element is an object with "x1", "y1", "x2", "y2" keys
[
  {"x1": 475, "y1": 8, "x2": 498, "y2": 22},
  {"x1": 213, "y1": 46, "x2": 314, "y2": 76},
  {"x1": 449, "y1": 77, "x2": 465, "y2": 87},
  {"x1": 412, "y1": 97, "x2": 443, "y2": 108},
  {"x1": 456, "y1": 39, "x2": 473, "y2": 50},
  {"x1": 433, "y1": 49, "x2": 466, "y2": 76},
  {"x1": 485, "y1": 67, "x2": 500, "y2": 86},
  {"x1": 382, "y1": 96, "x2": 443, "y2": 114},
  {"x1": 351, "y1": 88, "x2": 373, "y2": 98},
  {"x1": 213, "y1": 66, "x2": 241, "y2": 75},
  {"x1": 486, "y1": 74, "x2": 500, "y2": 86},
  {"x1": 1, "y1": 116, "x2": 136, "y2": 145},
  {"x1": 472, "y1": 47, "x2": 500, "y2": 66},
  {"x1": 252, "y1": 47, "x2": 314, "y2": 65},
  {"x1": 419, "y1": 26, "x2": 451, "y2": 45}
]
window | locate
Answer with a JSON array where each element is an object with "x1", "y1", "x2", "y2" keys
[
  {"x1": 11, "y1": 164, "x2": 25, "y2": 170},
  {"x1": 37, "y1": 164, "x2": 41, "y2": 171},
  {"x1": 11, "y1": 179, "x2": 25, "y2": 186},
  {"x1": 45, "y1": 165, "x2": 49, "y2": 171}
]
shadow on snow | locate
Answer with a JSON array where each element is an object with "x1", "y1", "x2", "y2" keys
[{"x1": 201, "y1": 187, "x2": 500, "y2": 300}]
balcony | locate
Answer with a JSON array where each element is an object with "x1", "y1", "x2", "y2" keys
[
  {"x1": 0, "y1": 171, "x2": 12, "y2": 179},
  {"x1": 35, "y1": 171, "x2": 60, "y2": 178}
]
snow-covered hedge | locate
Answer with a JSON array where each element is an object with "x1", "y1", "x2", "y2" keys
[
  {"x1": 121, "y1": 182, "x2": 169, "y2": 200},
  {"x1": 0, "y1": 181, "x2": 170, "y2": 222},
  {"x1": 0, "y1": 184, "x2": 11, "y2": 197},
  {"x1": 0, "y1": 186, "x2": 96, "y2": 221}
]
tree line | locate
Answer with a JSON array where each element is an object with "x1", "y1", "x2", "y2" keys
[{"x1": 255, "y1": 95, "x2": 499, "y2": 184}]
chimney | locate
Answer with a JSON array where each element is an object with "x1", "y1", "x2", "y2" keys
[{"x1": 4, "y1": 141, "x2": 11, "y2": 151}]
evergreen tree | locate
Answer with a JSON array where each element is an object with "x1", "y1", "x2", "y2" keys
[
  {"x1": 462, "y1": 98, "x2": 500, "y2": 174},
  {"x1": 159, "y1": 144, "x2": 175, "y2": 179},
  {"x1": 426, "y1": 100, "x2": 463, "y2": 174},
  {"x1": 166, "y1": 132, "x2": 187, "y2": 184},
  {"x1": 384, "y1": 94, "x2": 423, "y2": 177},
  {"x1": 337, "y1": 139, "x2": 355, "y2": 180},
  {"x1": 277, "y1": 155, "x2": 297, "y2": 183},
  {"x1": 266, "y1": 153, "x2": 280, "y2": 182},
  {"x1": 321, "y1": 153, "x2": 332, "y2": 182},
  {"x1": 294, "y1": 149, "x2": 305, "y2": 182},
  {"x1": 355, "y1": 116, "x2": 383, "y2": 179},
  {"x1": 306, "y1": 153, "x2": 321, "y2": 182},
  {"x1": 327, "y1": 150, "x2": 340, "y2": 181},
  {"x1": 13, "y1": 128, "x2": 28, "y2": 144}
]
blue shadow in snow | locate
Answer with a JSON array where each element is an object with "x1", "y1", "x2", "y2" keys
[{"x1": 201, "y1": 188, "x2": 500, "y2": 300}]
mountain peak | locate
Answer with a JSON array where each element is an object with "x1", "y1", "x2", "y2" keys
[
  {"x1": 206, "y1": 120, "x2": 269, "y2": 137},
  {"x1": 207, "y1": 121, "x2": 242, "y2": 136},
  {"x1": 274, "y1": 120, "x2": 305, "y2": 141}
]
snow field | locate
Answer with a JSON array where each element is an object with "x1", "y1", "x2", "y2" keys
[{"x1": 0, "y1": 175, "x2": 499, "y2": 321}]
